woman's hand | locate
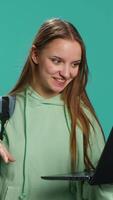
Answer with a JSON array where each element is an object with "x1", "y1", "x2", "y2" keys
[{"x1": 0, "y1": 141, "x2": 15, "y2": 163}]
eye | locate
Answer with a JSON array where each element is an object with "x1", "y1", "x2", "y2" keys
[
  {"x1": 51, "y1": 58, "x2": 61, "y2": 64},
  {"x1": 72, "y1": 62, "x2": 80, "y2": 68}
]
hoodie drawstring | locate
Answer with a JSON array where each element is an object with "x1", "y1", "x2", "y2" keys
[{"x1": 19, "y1": 89, "x2": 27, "y2": 200}]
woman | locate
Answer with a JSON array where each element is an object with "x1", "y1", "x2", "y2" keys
[{"x1": 0, "y1": 18, "x2": 113, "y2": 200}]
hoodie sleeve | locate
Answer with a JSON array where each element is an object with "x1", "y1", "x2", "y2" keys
[
  {"x1": 73, "y1": 107, "x2": 113, "y2": 200},
  {"x1": 82, "y1": 182, "x2": 113, "y2": 200}
]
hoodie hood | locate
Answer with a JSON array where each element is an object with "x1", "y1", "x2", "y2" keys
[
  {"x1": 27, "y1": 86, "x2": 64, "y2": 106},
  {"x1": 27, "y1": 85, "x2": 71, "y2": 132}
]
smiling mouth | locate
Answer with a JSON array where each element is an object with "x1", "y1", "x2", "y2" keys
[
  {"x1": 53, "y1": 77, "x2": 66, "y2": 83},
  {"x1": 52, "y1": 77, "x2": 68, "y2": 87}
]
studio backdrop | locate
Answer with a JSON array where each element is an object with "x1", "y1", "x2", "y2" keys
[{"x1": 0, "y1": 0, "x2": 113, "y2": 136}]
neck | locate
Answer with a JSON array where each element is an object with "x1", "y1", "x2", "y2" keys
[{"x1": 29, "y1": 81, "x2": 60, "y2": 99}]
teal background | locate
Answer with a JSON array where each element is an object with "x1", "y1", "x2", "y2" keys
[{"x1": 0, "y1": 1, "x2": 113, "y2": 137}]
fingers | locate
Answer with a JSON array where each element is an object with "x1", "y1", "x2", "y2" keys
[
  {"x1": 5, "y1": 149, "x2": 15, "y2": 162},
  {"x1": 0, "y1": 143, "x2": 15, "y2": 163}
]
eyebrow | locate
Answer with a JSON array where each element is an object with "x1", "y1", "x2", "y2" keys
[
  {"x1": 51, "y1": 56, "x2": 81, "y2": 63},
  {"x1": 73, "y1": 60, "x2": 81, "y2": 64}
]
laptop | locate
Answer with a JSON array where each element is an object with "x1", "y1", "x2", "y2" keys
[{"x1": 41, "y1": 127, "x2": 113, "y2": 185}]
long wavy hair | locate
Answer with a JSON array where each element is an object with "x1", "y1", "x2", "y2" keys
[{"x1": 9, "y1": 18, "x2": 103, "y2": 171}]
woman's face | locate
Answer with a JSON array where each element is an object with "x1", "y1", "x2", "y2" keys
[{"x1": 31, "y1": 38, "x2": 82, "y2": 98}]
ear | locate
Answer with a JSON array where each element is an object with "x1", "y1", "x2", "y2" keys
[{"x1": 31, "y1": 45, "x2": 39, "y2": 64}]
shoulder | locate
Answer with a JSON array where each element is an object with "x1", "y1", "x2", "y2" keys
[{"x1": 80, "y1": 100, "x2": 95, "y2": 121}]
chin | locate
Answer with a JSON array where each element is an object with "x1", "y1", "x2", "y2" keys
[
  {"x1": 47, "y1": 82, "x2": 67, "y2": 95},
  {"x1": 51, "y1": 88, "x2": 64, "y2": 95}
]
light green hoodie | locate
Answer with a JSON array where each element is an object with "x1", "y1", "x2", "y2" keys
[{"x1": 0, "y1": 86, "x2": 113, "y2": 200}]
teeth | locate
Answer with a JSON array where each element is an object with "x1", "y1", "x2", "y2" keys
[
  {"x1": 54, "y1": 78, "x2": 64, "y2": 80},
  {"x1": 55, "y1": 78, "x2": 65, "y2": 82}
]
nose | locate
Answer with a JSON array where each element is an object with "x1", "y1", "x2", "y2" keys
[{"x1": 59, "y1": 65, "x2": 70, "y2": 79}]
